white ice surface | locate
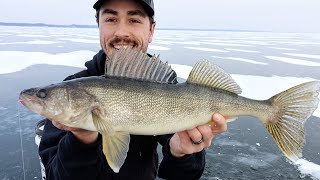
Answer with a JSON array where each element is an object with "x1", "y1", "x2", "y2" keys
[
  {"x1": 0, "y1": 40, "x2": 59, "y2": 45},
  {"x1": 269, "y1": 47, "x2": 297, "y2": 51},
  {"x1": 266, "y1": 56, "x2": 320, "y2": 66},
  {"x1": 283, "y1": 53, "x2": 320, "y2": 60},
  {"x1": 148, "y1": 45, "x2": 171, "y2": 51},
  {"x1": 184, "y1": 46, "x2": 229, "y2": 52},
  {"x1": 212, "y1": 56, "x2": 267, "y2": 65},
  {"x1": 0, "y1": 51, "x2": 96, "y2": 74},
  {"x1": 224, "y1": 48, "x2": 259, "y2": 53},
  {"x1": 58, "y1": 38, "x2": 99, "y2": 44}
]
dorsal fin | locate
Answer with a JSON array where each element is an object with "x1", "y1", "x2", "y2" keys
[
  {"x1": 105, "y1": 47, "x2": 176, "y2": 83},
  {"x1": 187, "y1": 60, "x2": 242, "y2": 94}
]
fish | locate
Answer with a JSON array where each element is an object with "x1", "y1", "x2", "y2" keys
[{"x1": 19, "y1": 47, "x2": 320, "y2": 173}]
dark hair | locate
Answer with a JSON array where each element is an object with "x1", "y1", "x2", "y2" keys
[{"x1": 95, "y1": 11, "x2": 154, "y2": 27}]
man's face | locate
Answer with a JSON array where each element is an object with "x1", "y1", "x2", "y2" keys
[{"x1": 98, "y1": 0, "x2": 156, "y2": 57}]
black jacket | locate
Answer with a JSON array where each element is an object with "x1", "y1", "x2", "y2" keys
[{"x1": 38, "y1": 50, "x2": 206, "y2": 180}]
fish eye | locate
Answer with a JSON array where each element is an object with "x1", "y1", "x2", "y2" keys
[{"x1": 36, "y1": 89, "x2": 47, "y2": 99}]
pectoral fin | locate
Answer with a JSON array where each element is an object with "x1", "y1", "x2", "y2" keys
[
  {"x1": 102, "y1": 132, "x2": 130, "y2": 173},
  {"x1": 91, "y1": 106, "x2": 131, "y2": 172},
  {"x1": 92, "y1": 105, "x2": 114, "y2": 135}
]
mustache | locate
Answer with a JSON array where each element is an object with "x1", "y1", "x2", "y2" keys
[{"x1": 109, "y1": 37, "x2": 138, "y2": 46}]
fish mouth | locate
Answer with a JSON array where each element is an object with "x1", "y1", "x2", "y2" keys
[{"x1": 19, "y1": 91, "x2": 43, "y2": 111}]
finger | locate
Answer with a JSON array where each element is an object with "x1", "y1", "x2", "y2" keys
[
  {"x1": 197, "y1": 125, "x2": 213, "y2": 147},
  {"x1": 176, "y1": 131, "x2": 192, "y2": 145},
  {"x1": 187, "y1": 128, "x2": 203, "y2": 143},
  {"x1": 211, "y1": 113, "x2": 227, "y2": 134}
]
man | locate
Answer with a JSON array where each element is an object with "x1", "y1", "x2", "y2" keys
[{"x1": 39, "y1": 0, "x2": 227, "y2": 179}]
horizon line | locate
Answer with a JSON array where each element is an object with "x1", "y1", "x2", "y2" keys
[{"x1": 0, "y1": 22, "x2": 266, "y2": 32}]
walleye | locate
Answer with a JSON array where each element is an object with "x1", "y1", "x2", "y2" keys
[{"x1": 20, "y1": 48, "x2": 320, "y2": 173}]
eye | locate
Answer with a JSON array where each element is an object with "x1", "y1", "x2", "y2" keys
[
  {"x1": 130, "y1": 19, "x2": 141, "y2": 24},
  {"x1": 36, "y1": 89, "x2": 47, "y2": 99},
  {"x1": 105, "y1": 18, "x2": 117, "y2": 23}
]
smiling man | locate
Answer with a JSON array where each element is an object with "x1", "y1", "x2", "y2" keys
[{"x1": 38, "y1": 0, "x2": 227, "y2": 179}]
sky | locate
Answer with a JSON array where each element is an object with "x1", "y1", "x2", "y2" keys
[{"x1": 0, "y1": 0, "x2": 320, "y2": 33}]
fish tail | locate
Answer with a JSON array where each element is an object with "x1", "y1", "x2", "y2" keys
[{"x1": 264, "y1": 81, "x2": 320, "y2": 162}]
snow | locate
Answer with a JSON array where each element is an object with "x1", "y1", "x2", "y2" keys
[
  {"x1": 58, "y1": 38, "x2": 99, "y2": 44},
  {"x1": 201, "y1": 42, "x2": 252, "y2": 47},
  {"x1": 283, "y1": 53, "x2": 320, "y2": 60},
  {"x1": 265, "y1": 56, "x2": 320, "y2": 66},
  {"x1": 212, "y1": 56, "x2": 268, "y2": 65},
  {"x1": 224, "y1": 48, "x2": 259, "y2": 53},
  {"x1": 184, "y1": 46, "x2": 229, "y2": 52},
  {"x1": 269, "y1": 47, "x2": 297, "y2": 51},
  {"x1": 0, "y1": 40, "x2": 59, "y2": 45},
  {"x1": 0, "y1": 51, "x2": 96, "y2": 74},
  {"x1": 296, "y1": 159, "x2": 320, "y2": 180},
  {"x1": 148, "y1": 45, "x2": 171, "y2": 51}
]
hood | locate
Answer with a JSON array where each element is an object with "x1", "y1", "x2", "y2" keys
[{"x1": 85, "y1": 49, "x2": 106, "y2": 76}]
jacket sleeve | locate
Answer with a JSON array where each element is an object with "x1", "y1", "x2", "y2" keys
[
  {"x1": 38, "y1": 119, "x2": 104, "y2": 180},
  {"x1": 157, "y1": 134, "x2": 206, "y2": 180}
]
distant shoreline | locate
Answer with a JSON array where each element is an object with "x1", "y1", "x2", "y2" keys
[{"x1": 0, "y1": 22, "x2": 263, "y2": 32}]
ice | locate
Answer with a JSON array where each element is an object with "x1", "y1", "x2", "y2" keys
[
  {"x1": 201, "y1": 42, "x2": 252, "y2": 47},
  {"x1": 184, "y1": 46, "x2": 228, "y2": 52},
  {"x1": 265, "y1": 56, "x2": 320, "y2": 66},
  {"x1": 0, "y1": 40, "x2": 59, "y2": 45},
  {"x1": 224, "y1": 48, "x2": 259, "y2": 53},
  {"x1": 283, "y1": 53, "x2": 320, "y2": 60},
  {"x1": 212, "y1": 56, "x2": 267, "y2": 65},
  {"x1": 0, "y1": 107, "x2": 7, "y2": 110},
  {"x1": 58, "y1": 38, "x2": 99, "y2": 44},
  {"x1": 296, "y1": 159, "x2": 320, "y2": 180},
  {"x1": 17, "y1": 34, "x2": 51, "y2": 38},
  {"x1": 148, "y1": 45, "x2": 170, "y2": 51},
  {"x1": 154, "y1": 41, "x2": 201, "y2": 45},
  {"x1": 0, "y1": 51, "x2": 96, "y2": 74},
  {"x1": 269, "y1": 47, "x2": 297, "y2": 51}
]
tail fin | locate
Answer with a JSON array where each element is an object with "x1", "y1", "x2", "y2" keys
[{"x1": 265, "y1": 81, "x2": 320, "y2": 162}]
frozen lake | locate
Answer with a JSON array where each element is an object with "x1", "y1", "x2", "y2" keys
[{"x1": 0, "y1": 25, "x2": 319, "y2": 180}]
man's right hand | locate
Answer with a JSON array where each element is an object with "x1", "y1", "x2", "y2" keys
[{"x1": 52, "y1": 121, "x2": 98, "y2": 144}]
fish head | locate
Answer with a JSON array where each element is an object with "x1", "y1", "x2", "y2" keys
[
  {"x1": 19, "y1": 83, "x2": 70, "y2": 120},
  {"x1": 19, "y1": 82, "x2": 94, "y2": 125}
]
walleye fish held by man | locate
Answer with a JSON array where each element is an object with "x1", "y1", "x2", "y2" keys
[{"x1": 19, "y1": 47, "x2": 320, "y2": 173}]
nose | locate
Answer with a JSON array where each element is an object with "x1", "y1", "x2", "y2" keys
[{"x1": 114, "y1": 22, "x2": 130, "y2": 38}]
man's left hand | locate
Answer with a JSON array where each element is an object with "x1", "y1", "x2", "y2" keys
[{"x1": 169, "y1": 113, "x2": 227, "y2": 158}]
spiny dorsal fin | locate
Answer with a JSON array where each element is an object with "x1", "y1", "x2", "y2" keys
[
  {"x1": 187, "y1": 60, "x2": 242, "y2": 94},
  {"x1": 105, "y1": 47, "x2": 176, "y2": 83}
]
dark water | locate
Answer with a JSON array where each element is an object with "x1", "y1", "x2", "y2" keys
[
  {"x1": 0, "y1": 26, "x2": 320, "y2": 179},
  {"x1": 0, "y1": 65, "x2": 83, "y2": 180}
]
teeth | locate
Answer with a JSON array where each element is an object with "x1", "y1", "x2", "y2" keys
[{"x1": 114, "y1": 45, "x2": 130, "y2": 50}]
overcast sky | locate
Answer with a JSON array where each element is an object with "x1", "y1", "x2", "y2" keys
[{"x1": 1, "y1": 0, "x2": 320, "y2": 33}]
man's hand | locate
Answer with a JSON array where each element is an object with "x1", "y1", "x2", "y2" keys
[
  {"x1": 169, "y1": 113, "x2": 227, "y2": 158},
  {"x1": 52, "y1": 121, "x2": 98, "y2": 144}
]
